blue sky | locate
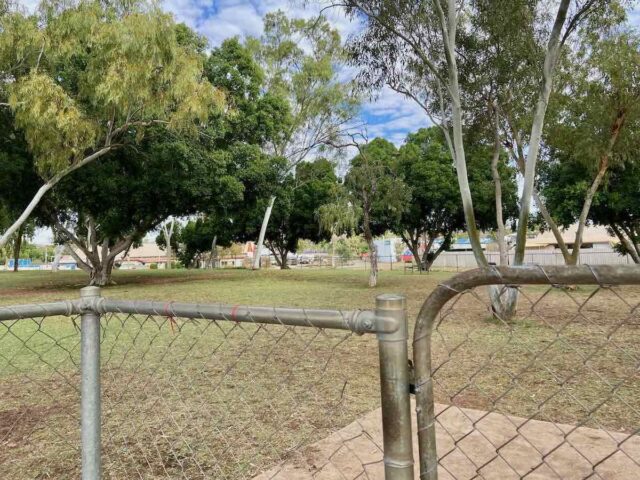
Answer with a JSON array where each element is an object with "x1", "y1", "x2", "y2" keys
[{"x1": 161, "y1": 0, "x2": 640, "y2": 147}]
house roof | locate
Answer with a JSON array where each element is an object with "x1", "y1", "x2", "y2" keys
[
  {"x1": 525, "y1": 224, "x2": 616, "y2": 247},
  {"x1": 125, "y1": 242, "x2": 168, "y2": 259}
]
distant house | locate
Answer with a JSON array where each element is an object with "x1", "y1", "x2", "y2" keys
[
  {"x1": 61, "y1": 242, "x2": 174, "y2": 270},
  {"x1": 514, "y1": 224, "x2": 616, "y2": 252},
  {"x1": 123, "y1": 242, "x2": 173, "y2": 268}
]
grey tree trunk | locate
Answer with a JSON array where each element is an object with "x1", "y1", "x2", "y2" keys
[
  {"x1": 89, "y1": 257, "x2": 116, "y2": 287},
  {"x1": 208, "y1": 235, "x2": 218, "y2": 269},
  {"x1": 514, "y1": 0, "x2": 570, "y2": 265},
  {"x1": 162, "y1": 218, "x2": 175, "y2": 270},
  {"x1": 253, "y1": 195, "x2": 276, "y2": 270},
  {"x1": 368, "y1": 239, "x2": 378, "y2": 287},
  {"x1": 12, "y1": 224, "x2": 24, "y2": 272},
  {"x1": 491, "y1": 110, "x2": 508, "y2": 267},
  {"x1": 491, "y1": 106, "x2": 518, "y2": 320},
  {"x1": 52, "y1": 244, "x2": 65, "y2": 272},
  {"x1": 611, "y1": 224, "x2": 640, "y2": 264},
  {"x1": 567, "y1": 160, "x2": 609, "y2": 265}
]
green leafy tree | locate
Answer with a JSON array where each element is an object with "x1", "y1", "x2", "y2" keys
[
  {"x1": 42, "y1": 127, "x2": 243, "y2": 285},
  {"x1": 325, "y1": 137, "x2": 408, "y2": 287},
  {"x1": 262, "y1": 158, "x2": 338, "y2": 269},
  {"x1": 0, "y1": 0, "x2": 223, "y2": 248},
  {"x1": 541, "y1": 31, "x2": 640, "y2": 264},
  {"x1": 157, "y1": 215, "x2": 237, "y2": 268},
  {"x1": 0, "y1": 107, "x2": 40, "y2": 270},
  {"x1": 204, "y1": 37, "x2": 291, "y2": 149},
  {"x1": 391, "y1": 127, "x2": 517, "y2": 271},
  {"x1": 541, "y1": 158, "x2": 640, "y2": 264},
  {"x1": 589, "y1": 164, "x2": 640, "y2": 263},
  {"x1": 246, "y1": 12, "x2": 359, "y2": 269}
]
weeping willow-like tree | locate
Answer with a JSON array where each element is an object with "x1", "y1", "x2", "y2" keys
[
  {"x1": 0, "y1": 0, "x2": 224, "y2": 249},
  {"x1": 317, "y1": 195, "x2": 361, "y2": 268}
]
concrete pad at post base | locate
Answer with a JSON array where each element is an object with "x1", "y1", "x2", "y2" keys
[{"x1": 253, "y1": 402, "x2": 640, "y2": 479}]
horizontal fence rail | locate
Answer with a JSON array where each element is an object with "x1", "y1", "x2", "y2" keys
[{"x1": 413, "y1": 264, "x2": 640, "y2": 479}]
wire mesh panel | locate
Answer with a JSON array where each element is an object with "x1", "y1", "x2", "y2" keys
[
  {"x1": 0, "y1": 300, "x2": 387, "y2": 479},
  {"x1": 0, "y1": 314, "x2": 82, "y2": 478},
  {"x1": 413, "y1": 265, "x2": 640, "y2": 480},
  {"x1": 99, "y1": 311, "x2": 379, "y2": 479}
]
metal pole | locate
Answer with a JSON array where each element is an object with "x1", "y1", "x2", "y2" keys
[
  {"x1": 81, "y1": 286, "x2": 101, "y2": 480},
  {"x1": 376, "y1": 294, "x2": 414, "y2": 479}
]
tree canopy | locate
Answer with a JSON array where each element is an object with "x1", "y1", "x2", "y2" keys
[
  {"x1": 42, "y1": 126, "x2": 243, "y2": 285},
  {"x1": 0, "y1": 0, "x2": 224, "y2": 247}
]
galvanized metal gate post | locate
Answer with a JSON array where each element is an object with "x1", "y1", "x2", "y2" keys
[
  {"x1": 376, "y1": 294, "x2": 414, "y2": 479},
  {"x1": 80, "y1": 286, "x2": 101, "y2": 480}
]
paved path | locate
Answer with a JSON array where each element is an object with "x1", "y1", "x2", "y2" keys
[{"x1": 254, "y1": 403, "x2": 640, "y2": 479}]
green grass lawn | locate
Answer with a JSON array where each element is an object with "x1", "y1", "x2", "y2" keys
[
  {"x1": 0, "y1": 268, "x2": 638, "y2": 479},
  {"x1": 0, "y1": 267, "x2": 448, "y2": 312}
]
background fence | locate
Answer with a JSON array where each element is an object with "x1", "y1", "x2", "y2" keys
[
  {"x1": 429, "y1": 250, "x2": 636, "y2": 271},
  {"x1": 293, "y1": 250, "x2": 636, "y2": 272},
  {"x1": 413, "y1": 265, "x2": 640, "y2": 479}
]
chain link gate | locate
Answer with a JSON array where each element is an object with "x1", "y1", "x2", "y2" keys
[
  {"x1": 0, "y1": 288, "x2": 414, "y2": 479},
  {"x1": 413, "y1": 265, "x2": 640, "y2": 479}
]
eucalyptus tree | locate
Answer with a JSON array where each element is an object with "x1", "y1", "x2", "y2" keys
[
  {"x1": 340, "y1": 0, "x2": 620, "y2": 318},
  {"x1": 539, "y1": 32, "x2": 640, "y2": 264},
  {"x1": 0, "y1": 0, "x2": 223, "y2": 248},
  {"x1": 246, "y1": 11, "x2": 359, "y2": 269}
]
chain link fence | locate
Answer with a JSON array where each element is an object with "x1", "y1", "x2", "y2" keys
[
  {"x1": 0, "y1": 291, "x2": 412, "y2": 480},
  {"x1": 413, "y1": 265, "x2": 640, "y2": 479},
  {"x1": 2, "y1": 264, "x2": 640, "y2": 480}
]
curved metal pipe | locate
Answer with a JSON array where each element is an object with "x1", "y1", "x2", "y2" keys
[{"x1": 412, "y1": 264, "x2": 640, "y2": 479}]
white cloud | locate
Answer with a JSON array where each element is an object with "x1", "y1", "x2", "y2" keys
[{"x1": 359, "y1": 86, "x2": 430, "y2": 146}]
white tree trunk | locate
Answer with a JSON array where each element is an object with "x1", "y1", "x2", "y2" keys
[
  {"x1": 52, "y1": 244, "x2": 66, "y2": 272},
  {"x1": 0, "y1": 182, "x2": 53, "y2": 249},
  {"x1": 0, "y1": 146, "x2": 112, "y2": 249},
  {"x1": 162, "y1": 218, "x2": 175, "y2": 269},
  {"x1": 514, "y1": 0, "x2": 570, "y2": 265},
  {"x1": 491, "y1": 105, "x2": 518, "y2": 320},
  {"x1": 252, "y1": 195, "x2": 276, "y2": 270}
]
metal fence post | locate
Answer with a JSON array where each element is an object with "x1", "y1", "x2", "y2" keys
[
  {"x1": 81, "y1": 286, "x2": 101, "y2": 480},
  {"x1": 376, "y1": 294, "x2": 414, "y2": 479}
]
